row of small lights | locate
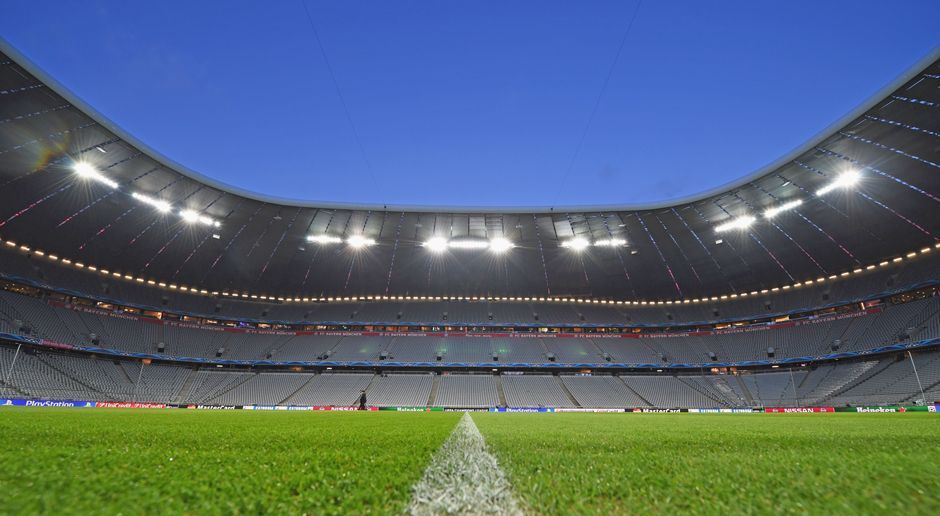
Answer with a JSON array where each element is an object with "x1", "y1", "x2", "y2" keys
[
  {"x1": 714, "y1": 169, "x2": 860, "y2": 233},
  {"x1": 3, "y1": 235, "x2": 936, "y2": 306},
  {"x1": 74, "y1": 162, "x2": 221, "y2": 228}
]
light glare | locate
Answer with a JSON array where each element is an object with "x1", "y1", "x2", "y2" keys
[
  {"x1": 307, "y1": 234, "x2": 343, "y2": 244},
  {"x1": 562, "y1": 237, "x2": 590, "y2": 251},
  {"x1": 816, "y1": 169, "x2": 860, "y2": 196},
  {"x1": 763, "y1": 199, "x2": 803, "y2": 218},
  {"x1": 347, "y1": 235, "x2": 376, "y2": 248},
  {"x1": 489, "y1": 237, "x2": 514, "y2": 253},
  {"x1": 714, "y1": 216, "x2": 756, "y2": 233},
  {"x1": 73, "y1": 162, "x2": 118, "y2": 188},
  {"x1": 131, "y1": 192, "x2": 172, "y2": 213}
]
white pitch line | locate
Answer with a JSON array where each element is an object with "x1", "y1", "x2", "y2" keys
[{"x1": 407, "y1": 413, "x2": 523, "y2": 515}]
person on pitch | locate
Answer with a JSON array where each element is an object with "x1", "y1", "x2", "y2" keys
[{"x1": 358, "y1": 389, "x2": 367, "y2": 411}]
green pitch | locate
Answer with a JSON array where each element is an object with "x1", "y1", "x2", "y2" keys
[
  {"x1": 0, "y1": 409, "x2": 461, "y2": 514},
  {"x1": 2, "y1": 409, "x2": 939, "y2": 514},
  {"x1": 473, "y1": 413, "x2": 940, "y2": 514}
]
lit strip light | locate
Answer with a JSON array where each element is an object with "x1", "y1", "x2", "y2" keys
[
  {"x1": 179, "y1": 210, "x2": 221, "y2": 227},
  {"x1": 307, "y1": 234, "x2": 343, "y2": 244},
  {"x1": 73, "y1": 162, "x2": 118, "y2": 189},
  {"x1": 763, "y1": 199, "x2": 803, "y2": 219},
  {"x1": 346, "y1": 235, "x2": 376, "y2": 248},
  {"x1": 561, "y1": 237, "x2": 627, "y2": 250},
  {"x1": 131, "y1": 192, "x2": 171, "y2": 213},
  {"x1": 75, "y1": 162, "x2": 220, "y2": 227},
  {"x1": 2, "y1": 237, "x2": 936, "y2": 306},
  {"x1": 816, "y1": 169, "x2": 860, "y2": 196},
  {"x1": 714, "y1": 216, "x2": 756, "y2": 233},
  {"x1": 423, "y1": 237, "x2": 515, "y2": 254}
]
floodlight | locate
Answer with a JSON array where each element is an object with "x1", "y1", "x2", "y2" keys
[
  {"x1": 347, "y1": 235, "x2": 376, "y2": 248},
  {"x1": 562, "y1": 237, "x2": 590, "y2": 251},
  {"x1": 489, "y1": 237, "x2": 514, "y2": 253},
  {"x1": 307, "y1": 234, "x2": 343, "y2": 244},
  {"x1": 714, "y1": 216, "x2": 756, "y2": 233},
  {"x1": 763, "y1": 199, "x2": 802, "y2": 219},
  {"x1": 816, "y1": 169, "x2": 860, "y2": 196},
  {"x1": 449, "y1": 239, "x2": 489, "y2": 250},
  {"x1": 73, "y1": 162, "x2": 118, "y2": 188},
  {"x1": 424, "y1": 237, "x2": 448, "y2": 253},
  {"x1": 131, "y1": 192, "x2": 171, "y2": 213}
]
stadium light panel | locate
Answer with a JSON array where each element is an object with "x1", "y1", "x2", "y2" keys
[
  {"x1": 448, "y1": 239, "x2": 489, "y2": 250},
  {"x1": 307, "y1": 234, "x2": 343, "y2": 244},
  {"x1": 714, "y1": 216, "x2": 756, "y2": 233},
  {"x1": 763, "y1": 199, "x2": 802, "y2": 218},
  {"x1": 73, "y1": 162, "x2": 118, "y2": 188},
  {"x1": 488, "y1": 237, "x2": 514, "y2": 253},
  {"x1": 816, "y1": 169, "x2": 860, "y2": 196},
  {"x1": 594, "y1": 238, "x2": 627, "y2": 247},
  {"x1": 179, "y1": 209, "x2": 219, "y2": 227},
  {"x1": 562, "y1": 237, "x2": 590, "y2": 251},
  {"x1": 346, "y1": 235, "x2": 376, "y2": 248},
  {"x1": 424, "y1": 237, "x2": 448, "y2": 253},
  {"x1": 131, "y1": 192, "x2": 172, "y2": 213}
]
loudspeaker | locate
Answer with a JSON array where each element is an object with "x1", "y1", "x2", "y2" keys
[
  {"x1": 766, "y1": 347, "x2": 775, "y2": 358},
  {"x1": 156, "y1": 342, "x2": 165, "y2": 353},
  {"x1": 708, "y1": 351, "x2": 717, "y2": 361}
]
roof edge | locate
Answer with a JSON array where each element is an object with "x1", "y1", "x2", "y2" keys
[{"x1": 2, "y1": 37, "x2": 938, "y2": 214}]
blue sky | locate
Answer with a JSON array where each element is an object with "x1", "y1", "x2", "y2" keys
[{"x1": 2, "y1": 1, "x2": 938, "y2": 208}]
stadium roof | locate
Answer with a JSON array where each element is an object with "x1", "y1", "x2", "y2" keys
[{"x1": 0, "y1": 38, "x2": 938, "y2": 302}]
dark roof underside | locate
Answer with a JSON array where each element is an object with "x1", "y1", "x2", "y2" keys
[{"x1": 0, "y1": 47, "x2": 938, "y2": 301}]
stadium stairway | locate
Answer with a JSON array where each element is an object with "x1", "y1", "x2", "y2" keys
[
  {"x1": 204, "y1": 373, "x2": 256, "y2": 405},
  {"x1": 617, "y1": 376, "x2": 653, "y2": 407},
  {"x1": 819, "y1": 358, "x2": 896, "y2": 405},
  {"x1": 116, "y1": 362, "x2": 137, "y2": 385},
  {"x1": 676, "y1": 376, "x2": 728, "y2": 408},
  {"x1": 173, "y1": 368, "x2": 199, "y2": 404},
  {"x1": 279, "y1": 374, "x2": 318, "y2": 406},
  {"x1": 734, "y1": 376, "x2": 756, "y2": 406},
  {"x1": 555, "y1": 376, "x2": 582, "y2": 407},
  {"x1": 33, "y1": 352, "x2": 101, "y2": 398},
  {"x1": 495, "y1": 376, "x2": 507, "y2": 407},
  {"x1": 426, "y1": 375, "x2": 439, "y2": 407}
]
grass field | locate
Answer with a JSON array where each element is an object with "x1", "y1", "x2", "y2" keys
[
  {"x1": 473, "y1": 413, "x2": 940, "y2": 514},
  {"x1": 2, "y1": 409, "x2": 939, "y2": 514}
]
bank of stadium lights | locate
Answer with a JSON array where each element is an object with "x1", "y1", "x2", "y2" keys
[
  {"x1": 131, "y1": 192, "x2": 171, "y2": 213},
  {"x1": 73, "y1": 162, "x2": 118, "y2": 188},
  {"x1": 423, "y1": 237, "x2": 515, "y2": 254},
  {"x1": 763, "y1": 199, "x2": 803, "y2": 219},
  {"x1": 74, "y1": 162, "x2": 221, "y2": 227},
  {"x1": 816, "y1": 169, "x2": 860, "y2": 196},
  {"x1": 346, "y1": 235, "x2": 376, "y2": 248},
  {"x1": 306, "y1": 234, "x2": 344, "y2": 245},
  {"x1": 561, "y1": 237, "x2": 628, "y2": 250},
  {"x1": 561, "y1": 237, "x2": 590, "y2": 251},
  {"x1": 714, "y1": 216, "x2": 756, "y2": 233},
  {"x1": 305, "y1": 234, "x2": 376, "y2": 248},
  {"x1": 179, "y1": 209, "x2": 221, "y2": 227}
]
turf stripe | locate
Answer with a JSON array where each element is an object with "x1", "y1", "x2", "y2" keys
[{"x1": 407, "y1": 413, "x2": 522, "y2": 515}]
